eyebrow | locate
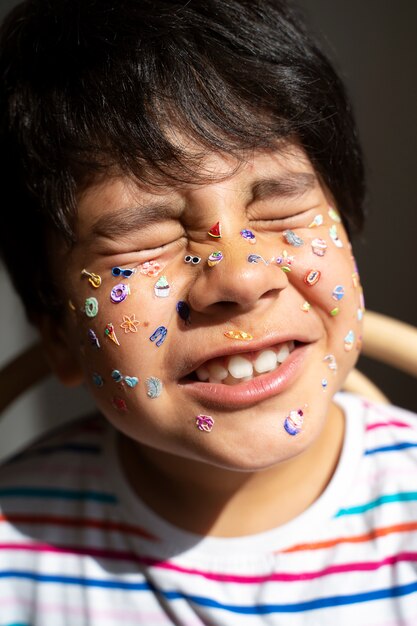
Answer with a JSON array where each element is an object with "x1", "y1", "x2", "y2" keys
[
  {"x1": 251, "y1": 172, "x2": 317, "y2": 201},
  {"x1": 87, "y1": 202, "x2": 183, "y2": 241}
]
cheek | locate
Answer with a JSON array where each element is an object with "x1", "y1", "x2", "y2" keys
[
  {"x1": 64, "y1": 265, "x2": 187, "y2": 421},
  {"x1": 281, "y1": 222, "x2": 364, "y2": 385}
]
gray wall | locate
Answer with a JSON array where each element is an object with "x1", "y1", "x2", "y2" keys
[{"x1": 0, "y1": 0, "x2": 416, "y2": 459}]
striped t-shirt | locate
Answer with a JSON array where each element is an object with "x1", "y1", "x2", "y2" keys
[{"x1": 1, "y1": 392, "x2": 417, "y2": 626}]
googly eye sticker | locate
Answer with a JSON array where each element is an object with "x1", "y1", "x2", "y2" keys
[{"x1": 184, "y1": 254, "x2": 201, "y2": 265}]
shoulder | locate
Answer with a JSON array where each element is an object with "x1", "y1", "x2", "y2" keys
[{"x1": 336, "y1": 391, "x2": 417, "y2": 439}]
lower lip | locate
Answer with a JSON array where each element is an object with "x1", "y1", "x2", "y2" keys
[{"x1": 177, "y1": 343, "x2": 311, "y2": 410}]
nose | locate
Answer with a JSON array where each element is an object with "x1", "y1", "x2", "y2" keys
[{"x1": 187, "y1": 246, "x2": 288, "y2": 315}]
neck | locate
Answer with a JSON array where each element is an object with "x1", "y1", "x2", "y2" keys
[{"x1": 118, "y1": 402, "x2": 345, "y2": 537}]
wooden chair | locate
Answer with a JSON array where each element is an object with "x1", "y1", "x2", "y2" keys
[{"x1": 1, "y1": 310, "x2": 417, "y2": 414}]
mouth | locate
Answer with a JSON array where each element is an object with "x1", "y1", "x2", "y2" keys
[
  {"x1": 178, "y1": 340, "x2": 312, "y2": 410},
  {"x1": 182, "y1": 340, "x2": 297, "y2": 385}
]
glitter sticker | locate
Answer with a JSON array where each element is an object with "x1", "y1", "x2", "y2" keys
[
  {"x1": 104, "y1": 323, "x2": 120, "y2": 346},
  {"x1": 120, "y1": 314, "x2": 140, "y2": 333},
  {"x1": 88, "y1": 328, "x2": 100, "y2": 349},
  {"x1": 323, "y1": 354, "x2": 338, "y2": 372},
  {"x1": 332, "y1": 285, "x2": 345, "y2": 301},
  {"x1": 224, "y1": 330, "x2": 253, "y2": 341},
  {"x1": 208, "y1": 222, "x2": 222, "y2": 238},
  {"x1": 176, "y1": 301, "x2": 191, "y2": 324},
  {"x1": 301, "y1": 301, "x2": 311, "y2": 312},
  {"x1": 110, "y1": 283, "x2": 130, "y2": 303},
  {"x1": 195, "y1": 415, "x2": 214, "y2": 433},
  {"x1": 303, "y1": 269, "x2": 321, "y2": 286},
  {"x1": 308, "y1": 214, "x2": 323, "y2": 228},
  {"x1": 146, "y1": 377, "x2": 163, "y2": 398},
  {"x1": 84, "y1": 297, "x2": 99, "y2": 318},
  {"x1": 283, "y1": 230, "x2": 304, "y2": 247},
  {"x1": 81, "y1": 269, "x2": 102, "y2": 288},
  {"x1": 149, "y1": 325, "x2": 168, "y2": 347},
  {"x1": 240, "y1": 229, "x2": 256, "y2": 244},
  {"x1": 330, "y1": 307, "x2": 340, "y2": 317},
  {"x1": 154, "y1": 275, "x2": 170, "y2": 297},
  {"x1": 321, "y1": 378, "x2": 328, "y2": 391},
  {"x1": 311, "y1": 238, "x2": 327, "y2": 257},
  {"x1": 140, "y1": 260, "x2": 164, "y2": 277},
  {"x1": 284, "y1": 409, "x2": 304, "y2": 436},
  {"x1": 111, "y1": 369, "x2": 139, "y2": 388},
  {"x1": 207, "y1": 251, "x2": 224, "y2": 267},
  {"x1": 329, "y1": 225, "x2": 343, "y2": 248},
  {"x1": 344, "y1": 330, "x2": 355, "y2": 351}
]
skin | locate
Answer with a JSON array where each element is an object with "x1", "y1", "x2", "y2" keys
[{"x1": 40, "y1": 144, "x2": 363, "y2": 537}]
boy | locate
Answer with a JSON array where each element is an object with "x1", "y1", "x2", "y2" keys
[{"x1": 0, "y1": 0, "x2": 416, "y2": 624}]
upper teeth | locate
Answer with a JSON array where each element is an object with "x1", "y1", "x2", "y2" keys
[{"x1": 195, "y1": 341, "x2": 294, "y2": 384}]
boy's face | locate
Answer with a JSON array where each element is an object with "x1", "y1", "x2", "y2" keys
[{"x1": 51, "y1": 144, "x2": 363, "y2": 471}]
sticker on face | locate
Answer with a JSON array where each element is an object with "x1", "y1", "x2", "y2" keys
[
  {"x1": 240, "y1": 229, "x2": 256, "y2": 244},
  {"x1": 110, "y1": 283, "x2": 130, "y2": 303},
  {"x1": 332, "y1": 285, "x2": 345, "y2": 301},
  {"x1": 120, "y1": 314, "x2": 140, "y2": 333},
  {"x1": 284, "y1": 409, "x2": 304, "y2": 436},
  {"x1": 328, "y1": 207, "x2": 341, "y2": 222},
  {"x1": 149, "y1": 325, "x2": 168, "y2": 347},
  {"x1": 111, "y1": 369, "x2": 139, "y2": 388},
  {"x1": 311, "y1": 238, "x2": 327, "y2": 257},
  {"x1": 84, "y1": 297, "x2": 99, "y2": 318},
  {"x1": 154, "y1": 275, "x2": 170, "y2": 297},
  {"x1": 195, "y1": 415, "x2": 214, "y2": 432},
  {"x1": 88, "y1": 329, "x2": 100, "y2": 349},
  {"x1": 224, "y1": 330, "x2": 253, "y2": 341},
  {"x1": 104, "y1": 323, "x2": 120, "y2": 345},
  {"x1": 303, "y1": 269, "x2": 321, "y2": 286},
  {"x1": 329, "y1": 225, "x2": 343, "y2": 248},
  {"x1": 176, "y1": 301, "x2": 191, "y2": 324},
  {"x1": 81, "y1": 269, "x2": 102, "y2": 288},
  {"x1": 308, "y1": 214, "x2": 323, "y2": 228},
  {"x1": 140, "y1": 260, "x2": 164, "y2": 276},
  {"x1": 146, "y1": 377, "x2": 163, "y2": 399},
  {"x1": 208, "y1": 251, "x2": 224, "y2": 267},
  {"x1": 283, "y1": 229, "x2": 304, "y2": 247},
  {"x1": 344, "y1": 330, "x2": 355, "y2": 351},
  {"x1": 276, "y1": 250, "x2": 294, "y2": 272}
]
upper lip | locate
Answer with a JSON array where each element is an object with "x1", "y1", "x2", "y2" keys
[{"x1": 177, "y1": 330, "x2": 317, "y2": 379}]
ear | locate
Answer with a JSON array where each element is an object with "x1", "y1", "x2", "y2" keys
[{"x1": 37, "y1": 315, "x2": 84, "y2": 387}]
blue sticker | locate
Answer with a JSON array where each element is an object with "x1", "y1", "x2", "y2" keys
[
  {"x1": 92, "y1": 373, "x2": 104, "y2": 387},
  {"x1": 332, "y1": 285, "x2": 345, "y2": 301},
  {"x1": 149, "y1": 325, "x2": 168, "y2": 347},
  {"x1": 176, "y1": 301, "x2": 191, "y2": 324},
  {"x1": 146, "y1": 377, "x2": 163, "y2": 399}
]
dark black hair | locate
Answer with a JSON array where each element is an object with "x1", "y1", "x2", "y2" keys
[{"x1": 0, "y1": 0, "x2": 365, "y2": 319}]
